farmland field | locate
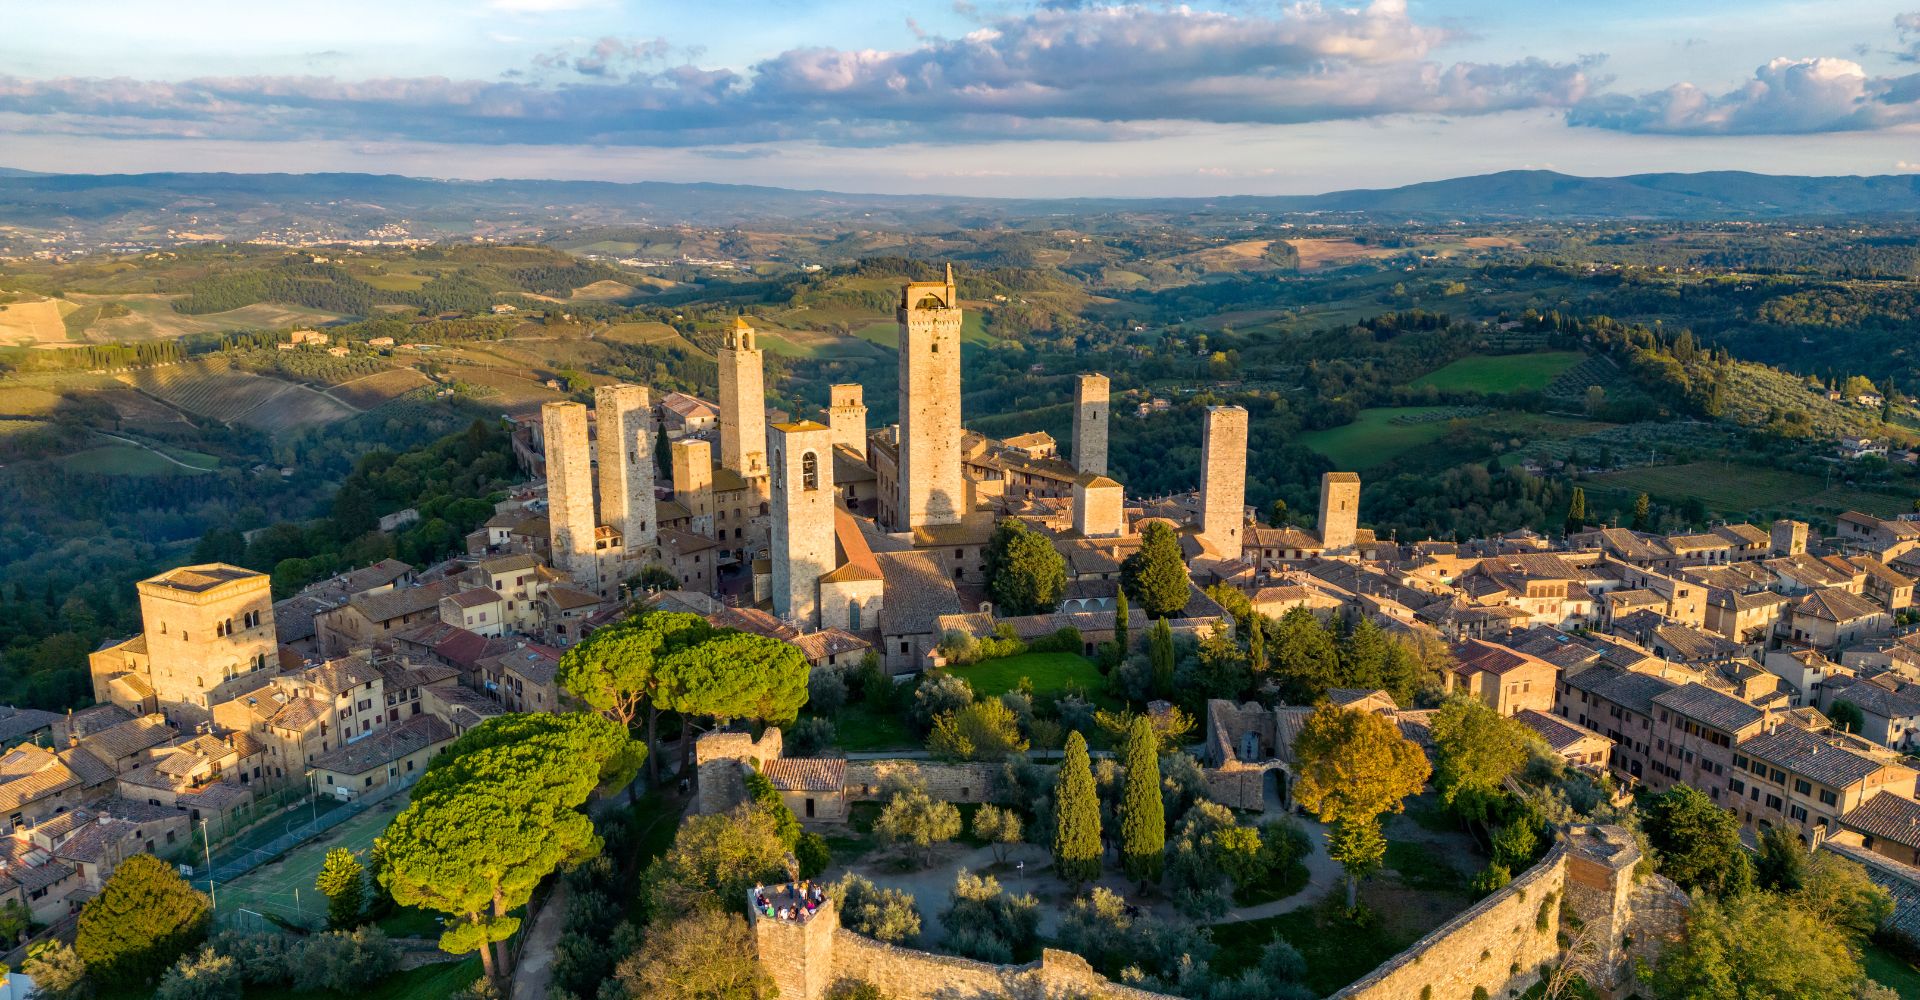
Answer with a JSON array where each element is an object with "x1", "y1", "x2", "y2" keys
[
  {"x1": 65, "y1": 293, "x2": 348, "y2": 342},
  {"x1": 1297, "y1": 406, "x2": 1479, "y2": 470},
  {"x1": 116, "y1": 359, "x2": 358, "y2": 430},
  {"x1": 326, "y1": 368, "x2": 431, "y2": 409},
  {"x1": 0, "y1": 297, "x2": 77, "y2": 345},
  {"x1": 1586, "y1": 461, "x2": 1914, "y2": 519},
  {"x1": 1410, "y1": 352, "x2": 1584, "y2": 393},
  {"x1": 61, "y1": 444, "x2": 213, "y2": 476}
]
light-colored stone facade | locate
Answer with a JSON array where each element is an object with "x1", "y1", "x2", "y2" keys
[
  {"x1": 1072, "y1": 372, "x2": 1109, "y2": 477},
  {"x1": 828, "y1": 384, "x2": 867, "y2": 454},
  {"x1": 719, "y1": 318, "x2": 769, "y2": 479},
  {"x1": 541, "y1": 401, "x2": 598, "y2": 591},
  {"x1": 90, "y1": 565, "x2": 279, "y2": 726},
  {"x1": 1772, "y1": 518, "x2": 1809, "y2": 556},
  {"x1": 1072, "y1": 475, "x2": 1124, "y2": 538},
  {"x1": 1198, "y1": 405, "x2": 1248, "y2": 561},
  {"x1": 771, "y1": 421, "x2": 836, "y2": 627},
  {"x1": 671, "y1": 438, "x2": 715, "y2": 536},
  {"x1": 1319, "y1": 471, "x2": 1361, "y2": 554},
  {"x1": 896, "y1": 268, "x2": 965, "y2": 530},
  {"x1": 594, "y1": 383, "x2": 657, "y2": 555}
]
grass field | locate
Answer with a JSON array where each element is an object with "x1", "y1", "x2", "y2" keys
[
  {"x1": 947, "y1": 652, "x2": 1105, "y2": 701},
  {"x1": 244, "y1": 957, "x2": 482, "y2": 1000},
  {"x1": 1865, "y1": 941, "x2": 1920, "y2": 998},
  {"x1": 1296, "y1": 406, "x2": 1474, "y2": 470},
  {"x1": 1586, "y1": 461, "x2": 1913, "y2": 520},
  {"x1": 62, "y1": 443, "x2": 216, "y2": 476},
  {"x1": 827, "y1": 702, "x2": 915, "y2": 752},
  {"x1": 218, "y1": 791, "x2": 414, "y2": 931},
  {"x1": 1411, "y1": 351, "x2": 1584, "y2": 393}
]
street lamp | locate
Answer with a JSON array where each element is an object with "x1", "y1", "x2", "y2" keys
[{"x1": 200, "y1": 819, "x2": 216, "y2": 911}]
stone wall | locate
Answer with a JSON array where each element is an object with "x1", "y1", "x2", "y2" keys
[
  {"x1": 1331, "y1": 844, "x2": 1570, "y2": 1000},
  {"x1": 695, "y1": 729, "x2": 783, "y2": 815},
  {"x1": 843, "y1": 760, "x2": 1006, "y2": 804},
  {"x1": 754, "y1": 896, "x2": 1178, "y2": 1000}
]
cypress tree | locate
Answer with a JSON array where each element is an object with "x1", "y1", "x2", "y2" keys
[
  {"x1": 1112, "y1": 587, "x2": 1130, "y2": 657},
  {"x1": 1564, "y1": 487, "x2": 1587, "y2": 536},
  {"x1": 1053, "y1": 731, "x2": 1102, "y2": 886},
  {"x1": 1632, "y1": 492, "x2": 1652, "y2": 531},
  {"x1": 1120, "y1": 716, "x2": 1165, "y2": 882},
  {"x1": 1149, "y1": 618, "x2": 1175, "y2": 697},
  {"x1": 1248, "y1": 611, "x2": 1267, "y2": 674}
]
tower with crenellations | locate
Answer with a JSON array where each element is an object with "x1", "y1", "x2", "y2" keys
[
  {"x1": 896, "y1": 265, "x2": 965, "y2": 531},
  {"x1": 1072, "y1": 373, "x2": 1109, "y2": 477},
  {"x1": 771, "y1": 421, "x2": 836, "y2": 627},
  {"x1": 828, "y1": 384, "x2": 868, "y2": 455},
  {"x1": 594, "y1": 383, "x2": 657, "y2": 555},
  {"x1": 1198, "y1": 405, "x2": 1248, "y2": 562},
  {"x1": 543, "y1": 400, "x2": 599, "y2": 590},
  {"x1": 719, "y1": 317, "x2": 768, "y2": 480}
]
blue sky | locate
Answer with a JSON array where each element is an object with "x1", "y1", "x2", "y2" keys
[{"x1": 2, "y1": 0, "x2": 1917, "y2": 196}]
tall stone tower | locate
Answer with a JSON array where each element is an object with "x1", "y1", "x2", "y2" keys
[
  {"x1": 770, "y1": 421, "x2": 836, "y2": 627},
  {"x1": 670, "y1": 438, "x2": 715, "y2": 537},
  {"x1": 827, "y1": 384, "x2": 867, "y2": 454},
  {"x1": 1073, "y1": 475, "x2": 1123, "y2": 538},
  {"x1": 543, "y1": 400, "x2": 599, "y2": 590},
  {"x1": 896, "y1": 265, "x2": 965, "y2": 530},
  {"x1": 1771, "y1": 518, "x2": 1808, "y2": 556},
  {"x1": 594, "y1": 383, "x2": 657, "y2": 554},
  {"x1": 719, "y1": 317, "x2": 767, "y2": 479},
  {"x1": 1318, "y1": 472, "x2": 1361, "y2": 554},
  {"x1": 1198, "y1": 405, "x2": 1248, "y2": 561},
  {"x1": 1072, "y1": 373, "x2": 1109, "y2": 477},
  {"x1": 104, "y1": 565, "x2": 278, "y2": 724}
]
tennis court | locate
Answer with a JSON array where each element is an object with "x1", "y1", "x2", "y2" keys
[{"x1": 216, "y1": 790, "x2": 413, "y2": 930}]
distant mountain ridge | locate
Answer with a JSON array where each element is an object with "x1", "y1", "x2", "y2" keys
[{"x1": 3, "y1": 167, "x2": 1919, "y2": 227}]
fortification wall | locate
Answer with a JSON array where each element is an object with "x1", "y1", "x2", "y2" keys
[
  {"x1": 1331, "y1": 844, "x2": 1570, "y2": 1000},
  {"x1": 843, "y1": 761, "x2": 1004, "y2": 804},
  {"x1": 830, "y1": 926, "x2": 1177, "y2": 1000},
  {"x1": 1202, "y1": 764, "x2": 1267, "y2": 811}
]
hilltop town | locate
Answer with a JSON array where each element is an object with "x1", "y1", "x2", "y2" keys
[{"x1": 0, "y1": 267, "x2": 1904, "y2": 999}]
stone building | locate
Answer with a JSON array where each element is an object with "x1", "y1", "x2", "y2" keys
[
  {"x1": 594, "y1": 383, "x2": 657, "y2": 556},
  {"x1": 670, "y1": 438, "x2": 716, "y2": 537},
  {"x1": 89, "y1": 564, "x2": 280, "y2": 727},
  {"x1": 719, "y1": 318, "x2": 769, "y2": 480},
  {"x1": 542, "y1": 401, "x2": 599, "y2": 591},
  {"x1": 771, "y1": 421, "x2": 836, "y2": 627},
  {"x1": 1072, "y1": 372, "x2": 1109, "y2": 476},
  {"x1": 1318, "y1": 471, "x2": 1361, "y2": 555},
  {"x1": 827, "y1": 384, "x2": 867, "y2": 454},
  {"x1": 1197, "y1": 405, "x2": 1248, "y2": 562},
  {"x1": 894, "y1": 266, "x2": 965, "y2": 531}
]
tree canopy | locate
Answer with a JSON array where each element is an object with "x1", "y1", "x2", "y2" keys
[
  {"x1": 1643, "y1": 786, "x2": 1752, "y2": 899},
  {"x1": 1121, "y1": 521, "x2": 1191, "y2": 618},
  {"x1": 1120, "y1": 715, "x2": 1166, "y2": 882},
  {"x1": 1291, "y1": 704, "x2": 1429, "y2": 906},
  {"x1": 75, "y1": 853, "x2": 212, "y2": 988},
  {"x1": 983, "y1": 519, "x2": 1068, "y2": 615},
  {"x1": 1430, "y1": 698, "x2": 1534, "y2": 829},
  {"x1": 1053, "y1": 731, "x2": 1104, "y2": 886}
]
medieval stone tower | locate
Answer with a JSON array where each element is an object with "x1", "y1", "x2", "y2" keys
[
  {"x1": 1771, "y1": 518, "x2": 1809, "y2": 556},
  {"x1": 896, "y1": 265, "x2": 965, "y2": 530},
  {"x1": 719, "y1": 317, "x2": 768, "y2": 479},
  {"x1": 1318, "y1": 471, "x2": 1361, "y2": 554},
  {"x1": 123, "y1": 565, "x2": 278, "y2": 724},
  {"x1": 671, "y1": 438, "x2": 715, "y2": 537},
  {"x1": 1072, "y1": 373, "x2": 1109, "y2": 477},
  {"x1": 542, "y1": 400, "x2": 599, "y2": 590},
  {"x1": 827, "y1": 384, "x2": 867, "y2": 454},
  {"x1": 1198, "y1": 405, "x2": 1248, "y2": 562},
  {"x1": 594, "y1": 383, "x2": 657, "y2": 555},
  {"x1": 1073, "y1": 475, "x2": 1123, "y2": 538},
  {"x1": 771, "y1": 421, "x2": 836, "y2": 627}
]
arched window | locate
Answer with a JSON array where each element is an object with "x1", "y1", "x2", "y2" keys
[
  {"x1": 802, "y1": 451, "x2": 820, "y2": 491},
  {"x1": 848, "y1": 601, "x2": 861, "y2": 630}
]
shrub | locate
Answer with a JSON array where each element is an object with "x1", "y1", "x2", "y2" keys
[
  {"x1": 809, "y1": 667, "x2": 849, "y2": 715},
  {"x1": 290, "y1": 927, "x2": 398, "y2": 994},
  {"x1": 786, "y1": 717, "x2": 837, "y2": 756},
  {"x1": 940, "y1": 870, "x2": 1038, "y2": 963},
  {"x1": 826, "y1": 981, "x2": 891, "y2": 1000},
  {"x1": 911, "y1": 673, "x2": 974, "y2": 732},
  {"x1": 1029, "y1": 626, "x2": 1083, "y2": 654},
  {"x1": 797, "y1": 832, "x2": 833, "y2": 879},
  {"x1": 23, "y1": 940, "x2": 90, "y2": 1000},
  {"x1": 830, "y1": 874, "x2": 922, "y2": 945},
  {"x1": 154, "y1": 947, "x2": 239, "y2": 1000},
  {"x1": 208, "y1": 932, "x2": 295, "y2": 985}
]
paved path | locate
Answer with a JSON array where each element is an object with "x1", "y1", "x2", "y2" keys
[
  {"x1": 509, "y1": 879, "x2": 568, "y2": 1000},
  {"x1": 1215, "y1": 818, "x2": 1342, "y2": 923}
]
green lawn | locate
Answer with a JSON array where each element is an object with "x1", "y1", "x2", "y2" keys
[
  {"x1": 243, "y1": 957, "x2": 482, "y2": 1000},
  {"x1": 1296, "y1": 406, "x2": 1477, "y2": 471},
  {"x1": 826, "y1": 702, "x2": 915, "y2": 752},
  {"x1": 61, "y1": 444, "x2": 208, "y2": 476},
  {"x1": 1210, "y1": 894, "x2": 1425, "y2": 997},
  {"x1": 1865, "y1": 940, "x2": 1920, "y2": 998},
  {"x1": 1411, "y1": 351, "x2": 1584, "y2": 393},
  {"x1": 948, "y1": 652, "x2": 1104, "y2": 701}
]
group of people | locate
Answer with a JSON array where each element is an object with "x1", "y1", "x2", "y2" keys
[{"x1": 754, "y1": 879, "x2": 825, "y2": 922}]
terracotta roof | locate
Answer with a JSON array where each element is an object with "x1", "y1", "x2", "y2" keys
[
  {"x1": 1563, "y1": 665, "x2": 1677, "y2": 715},
  {"x1": 1741, "y1": 724, "x2": 1903, "y2": 790},
  {"x1": 1653, "y1": 683, "x2": 1764, "y2": 733},
  {"x1": 791, "y1": 628, "x2": 872, "y2": 663},
  {"x1": 348, "y1": 581, "x2": 452, "y2": 624},
  {"x1": 0, "y1": 746, "x2": 76, "y2": 812},
  {"x1": 1841, "y1": 792, "x2": 1920, "y2": 848},
  {"x1": 0, "y1": 708, "x2": 62, "y2": 746},
  {"x1": 1795, "y1": 588, "x2": 1885, "y2": 623},
  {"x1": 445, "y1": 589, "x2": 502, "y2": 610},
  {"x1": 340, "y1": 558, "x2": 415, "y2": 594},
  {"x1": 1515, "y1": 709, "x2": 1609, "y2": 753},
  {"x1": 142, "y1": 563, "x2": 260, "y2": 594},
  {"x1": 308, "y1": 714, "x2": 453, "y2": 777},
  {"x1": 56, "y1": 747, "x2": 115, "y2": 789},
  {"x1": 877, "y1": 550, "x2": 962, "y2": 636},
  {"x1": 820, "y1": 507, "x2": 884, "y2": 585},
  {"x1": 82, "y1": 714, "x2": 177, "y2": 762},
  {"x1": 1452, "y1": 638, "x2": 1553, "y2": 677},
  {"x1": 764, "y1": 758, "x2": 846, "y2": 793}
]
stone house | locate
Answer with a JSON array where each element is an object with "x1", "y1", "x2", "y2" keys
[
  {"x1": 476, "y1": 644, "x2": 562, "y2": 713},
  {"x1": 310, "y1": 714, "x2": 453, "y2": 799},
  {"x1": 764, "y1": 758, "x2": 848, "y2": 823},
  {"x1": 1784, "y1": 588, "x2": 1892, "y2": 651},
  {"x1": 1849, "y1": 556, "x2": 1916, "y2": 611},
  {"x1": 1758, "y1": 648, "x2": 1840, "y2": 707},
  {"x1": 1839, "y1": 793, "x2": 1920, "y2": 865},
  {"x1": 1557, "y1": 665, "x2": 1680, "y2": 787},
  {"x1": 439, "y1": 589, "x2": 507, "y2": 636},
  {"x1": 1445, "y1": 638, "x2": 1557, "y2": 716},
  {"x1": 1730, "y1": 724, "x2": 1919, "y2": 843},
  {"x1": 1821, "y1": 674, "x2": 1920, "y2": 751},
  {"x1": 1702, "y1": 588, "x2": 1790, "y2": 647},
  {"x1": 876, "y1": 550, "x2": 962, "y2": 674},
  {"x1": 316, "y1": 581, "x2": 451, "y2": 655},
  {"x1": 1645, "y1": 684, "x2": 1770, "y2": 803},
  {"x1": 0, "y1": 745, "x2": 96, "y2": 833},
  {"x1": 1515, "y1": 709, "x2": 1613, "y2": 771}
]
